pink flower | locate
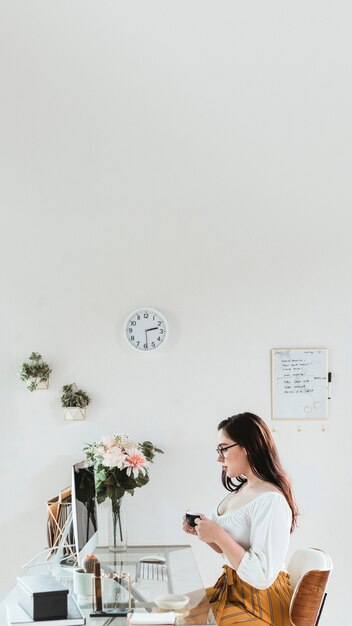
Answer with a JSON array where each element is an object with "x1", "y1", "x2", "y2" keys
[{"x1": 125, "y1": 451, "x2": 148, "y2": 477}]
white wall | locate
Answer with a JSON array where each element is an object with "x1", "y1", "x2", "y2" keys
[{"x1": 1, "y1": 2, "x2": 351, "y2": 624}]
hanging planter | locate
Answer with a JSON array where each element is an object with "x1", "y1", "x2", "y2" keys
[
  {"x1": 64, "y1": 407, "x2": 86, "y2": 421},
  {"x1": 18, "y1": 352, "x2": 52, "y2": 391},
  {"x1": 61, "y1": 383, "x2": 90, "y2": 421}
]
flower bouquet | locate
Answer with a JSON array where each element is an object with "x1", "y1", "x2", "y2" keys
[{"x1": 84, "y1": 435, "x2": 163, "y2": 551}]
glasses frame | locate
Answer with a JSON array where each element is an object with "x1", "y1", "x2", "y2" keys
[{"x1": 216, "y1": 443, "x2": 239, "y2": 458}]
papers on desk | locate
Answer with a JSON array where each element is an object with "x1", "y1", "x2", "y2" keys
[
  {"x1": 7, "y1": 595, "x2": 85, "y2": 625},
  {"x1": 128, "y1": 611, "x2": 176, "y2": 624}
]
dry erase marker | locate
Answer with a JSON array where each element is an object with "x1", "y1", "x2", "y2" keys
[{"x1": 328, "y1": 372, "x2": 332, "y2": 399}]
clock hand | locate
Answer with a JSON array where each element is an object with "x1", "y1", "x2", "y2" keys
[{"x1": 145, "y1": 327, "x2": 159, "y2": 349}]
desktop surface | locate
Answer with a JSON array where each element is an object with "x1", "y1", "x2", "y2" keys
[{"x1": 1, "y1": 545, "x2": 216, "y2": 626}]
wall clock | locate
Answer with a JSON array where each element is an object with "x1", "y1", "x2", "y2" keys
[{"x1": 124, "y1": 308, "x2": 168, "y2": 351}]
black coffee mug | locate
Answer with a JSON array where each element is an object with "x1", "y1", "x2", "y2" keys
[{"x1": 185, "y1": 511, "x2": 201, "y2": 528}]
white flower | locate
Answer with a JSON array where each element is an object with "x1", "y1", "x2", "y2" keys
[
  {"x1": 100, "y1": 435, "x2": 117, "y2": 450},
  {"x1": 102, "y1": 447, "x2": 127, "y2": 469}
]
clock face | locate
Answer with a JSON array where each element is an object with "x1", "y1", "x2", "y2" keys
[{"x1": 125, "y1": 308, "x2": 168, "y2": 351}]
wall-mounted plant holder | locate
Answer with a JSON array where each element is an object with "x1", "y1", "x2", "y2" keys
[
  {"x1": 19, "y1": 352, "x2": 52, "y2": 392},
  {"x1": 61, "y1": 383, "x2": 90, "y2": 421},
  {"x1": 64, "y1": 407, "x2": 86, "y2": 421}
]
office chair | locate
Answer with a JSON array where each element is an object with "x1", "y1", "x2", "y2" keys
[{"x1": 287, "y1": 547, "x2": 333, "y2": 626}]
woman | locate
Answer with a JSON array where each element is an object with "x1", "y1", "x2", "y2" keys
[{"x1": 183, "y1": 412, "x2": 298, "y2": 626}]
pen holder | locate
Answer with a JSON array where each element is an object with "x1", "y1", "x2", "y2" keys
[
  {"x1": 90, "y1": 572, "x2": 132, "y2": 618},
  {"x1": 73, "y1": 569, "x2": 93, "y2": 605}
]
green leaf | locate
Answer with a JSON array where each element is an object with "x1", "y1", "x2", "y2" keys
[
  {"x1": 96, "y1": 492, "x2": 107, "y2": 505},
  {"x1": 18, "y1": 352, "x2": 51, "y2": 387},
  {"x1": 61, "y1": 383, "x2": 90, "y2": 407}
]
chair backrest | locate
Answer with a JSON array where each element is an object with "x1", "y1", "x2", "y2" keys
[{"x1": 287, "y1": 548, "x2": 333, "y2": 626}]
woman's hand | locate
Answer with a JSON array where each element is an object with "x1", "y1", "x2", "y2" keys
[
  {"x1": 194, "y1": 515, "x2": 222, "y2": 543},
  {"x1": 182, "y1": 515, "x2": 197, "y2": 535}
]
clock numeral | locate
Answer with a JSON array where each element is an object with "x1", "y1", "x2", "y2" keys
[
  {"x1": 128, "y1": 328, "x2": 132, "y2": 333},
  {"x1": 131, "y1": 321, "x2": 136, "y2": 326},
  {"x1": 136, "y1": 341, "x2": 140, "y2": 346},
  {"x1": 144, "y1": 343, "x2": 148, "y2": 349},
  {"x1": 157, "y1": 337, "x2": 161, "y2": 341},
  {"x1": 151, "y1": 342, "x2": 156, "y2": 348},
  {"x1": 157, "y1": 321, "x2": 161, "y2": 326},
  {"x1": 131, "y1": 335, "x2": 135, "y2": 341},
  {"x1": 137, "y1": 315, "x2": 140, "y2": 320},
  {"x1": 144, "y1": 313, "x2": 149, "y2": 319},
  {"x1": 160, "y1": 328, "x2": 164, "y2": 334}
]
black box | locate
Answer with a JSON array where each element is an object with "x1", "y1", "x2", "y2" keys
[{"x1": 17, "y1": 575, "x2": 68, "y2": 620}]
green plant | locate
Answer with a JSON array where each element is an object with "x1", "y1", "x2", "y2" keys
[
  {"x1": 19, "y1": 352, "x2": 52, "y2": 391},
  {"x1": 61, "y1": 383, "x2": 90, "y2": 408}
]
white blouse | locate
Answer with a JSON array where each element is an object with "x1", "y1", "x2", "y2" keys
[{"x1": 209, "y1": 491, "x2": 292, "y2": 590}]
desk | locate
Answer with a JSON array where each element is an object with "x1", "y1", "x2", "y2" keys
[{"x1": 0, "y1": 545, "x2": 216, "y2": 626}]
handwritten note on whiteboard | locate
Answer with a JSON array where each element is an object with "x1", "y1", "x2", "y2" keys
[{"x1": 271, "y1": 348, "x2": 328, "y2": 420}]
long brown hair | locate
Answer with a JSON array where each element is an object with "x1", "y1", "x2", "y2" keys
[{"x1": 218, "y1": 412, "x2": 298, "y2": 533}]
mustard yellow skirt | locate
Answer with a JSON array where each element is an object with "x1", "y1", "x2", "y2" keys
[{"x1": 205, "y1": 565, "x2": 292, "y2": 626}]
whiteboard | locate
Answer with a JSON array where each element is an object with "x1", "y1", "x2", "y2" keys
[{"x1": 271, "y1": 348, "x2": 328, "y2": 420}]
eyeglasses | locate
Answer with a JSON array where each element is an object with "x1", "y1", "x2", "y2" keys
[{"x1": 216, "y1": 443, "x2": 239, "y2": 458}]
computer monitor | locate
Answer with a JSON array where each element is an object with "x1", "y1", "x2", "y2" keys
[{"x1": 71, "y1": 460, "x2": 98, "y2": 567}]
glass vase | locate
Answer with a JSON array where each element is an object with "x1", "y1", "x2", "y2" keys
[{"x1": 108, "y1": 497, "x2": 127, "y2": 552}]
